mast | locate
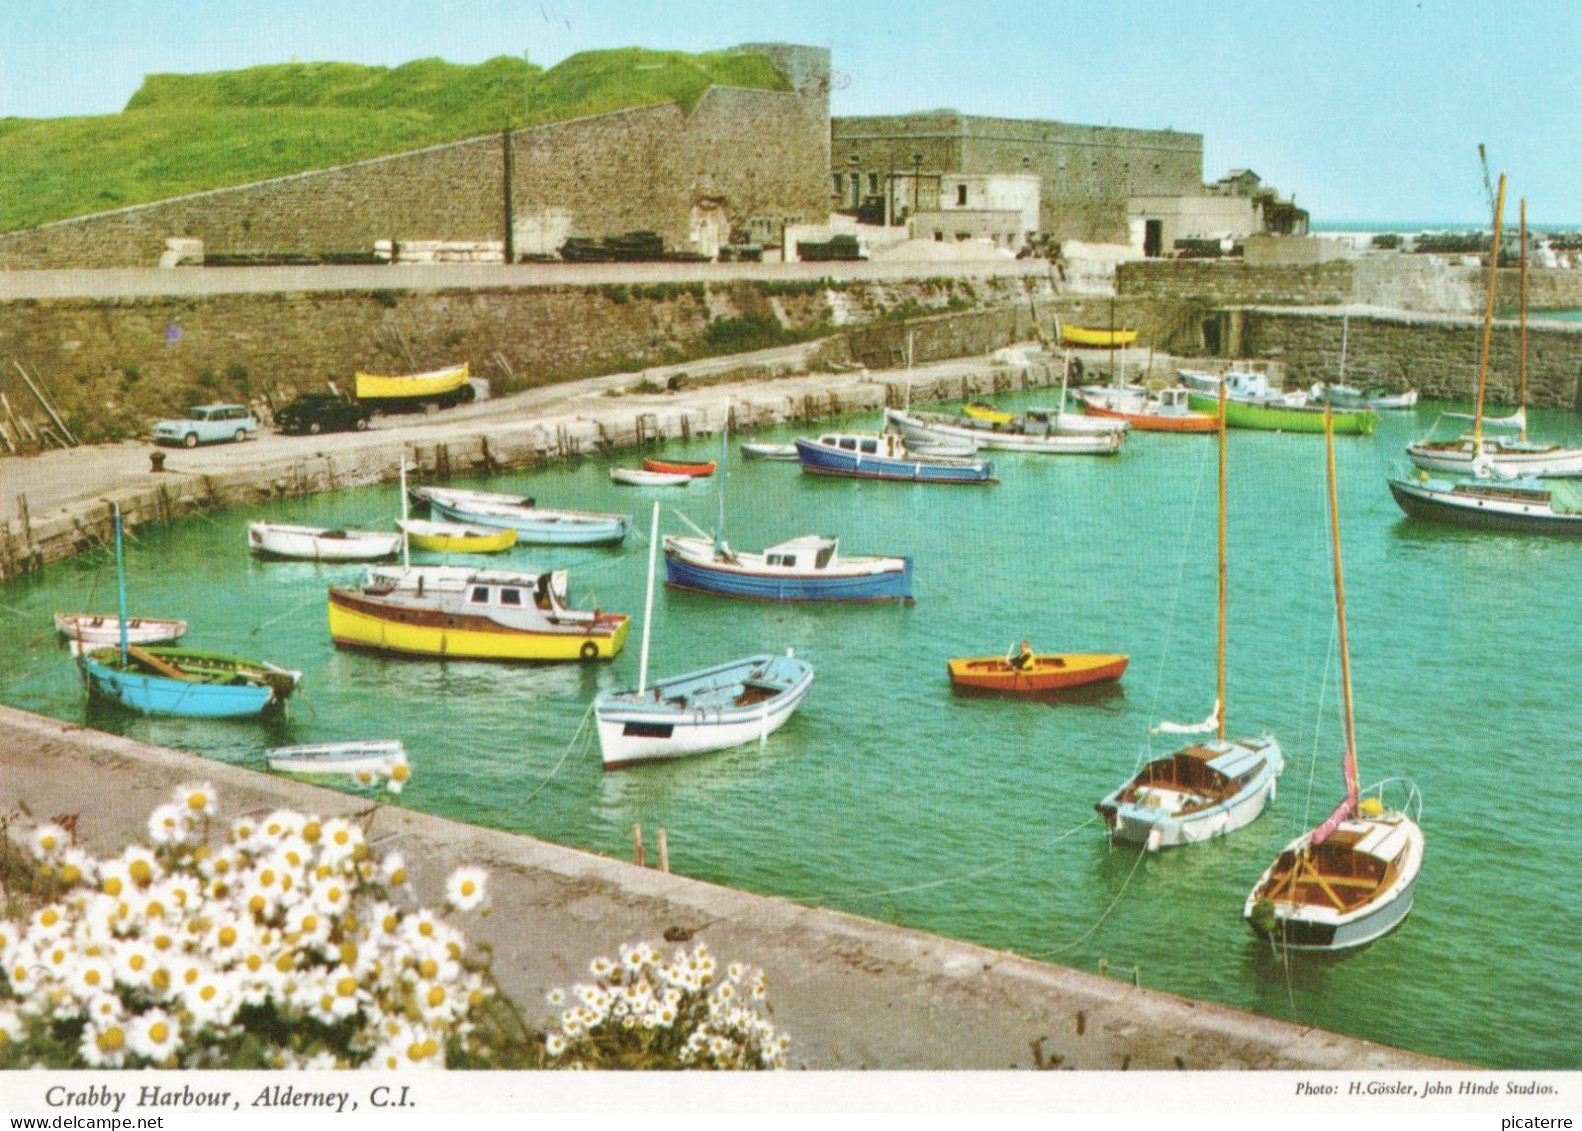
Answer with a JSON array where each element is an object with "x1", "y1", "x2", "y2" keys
[
  {"x1": 114, "y1": 505, "x2": 129, "y2": 666},
  {"x1": 1472, "y1": 174, "x2": 1507, "y2": 454},
  {"x1": 1217, "y1": 381, "x2": 1228, "y2": 742},
  {"x1": 1337, "y1": 312, "x2": 1349, "y2": 385},
  {"x1": 637, "y1": 500, "x2": 660, "y2": 695},
  {"x1": 399, "y1": 458, "x2": 410, "y2": 570},
  {"x1": 714, "y1": 418, "x2": 727, "y2": 557},
  {"x1": 1519, "y1": 197, "x2": 1529, "y2": 443},
  {"x1": 1324, "y1": 410, "x2": 1360, "y2": 810}
]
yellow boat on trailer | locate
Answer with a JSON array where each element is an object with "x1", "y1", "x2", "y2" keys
[
  {"x1": 1061, "y1": 326, "x2": 1138, "y2": 349},
  {"x1": 354, "y1": 361, "x2": 471, "y2": 404}
]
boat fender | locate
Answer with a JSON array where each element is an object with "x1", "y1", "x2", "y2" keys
[{"x1": 579, "y1": 641, "x2": 599, "y2": 661}]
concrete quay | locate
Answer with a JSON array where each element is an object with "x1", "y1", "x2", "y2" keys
[
  {"x1": 0, "y1": 704, "x2": 1460, "y2": 1071},
  {"x1": 0, "y1": 347, "x2": 1057, "y2": 578}
]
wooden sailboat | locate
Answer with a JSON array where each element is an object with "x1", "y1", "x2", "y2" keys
[
  {"x1": 1389, "y1": 179, "x2": 1582, "y2": 530},
  {"x1": 1406, "y1": 186, "x2": 1582, "y2": 478},
  {"x1": 1244, "y1": 411, "x2": 1424, "y2": 950},
  {"x1": 1095, "y1": 387, "x2": 1284, "y2": 850},
  {"x1": 594, "y1": 502, "x2": 814, "y2": 770},
  {"x1": 79, "y1": 507, "x2": 300, "y2": 718}
]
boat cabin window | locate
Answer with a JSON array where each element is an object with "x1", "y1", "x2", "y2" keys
[
  {"x1": 766, "y1": 553, "x2": 795, "y2": 568},
  {"x1": 498, "y1": 588, "x2": 523, "y2": 607},
  {"x1": 859, "y1": 439, "x2": 878, "y2": 454},
  {"x1": 815, "y1": 544, "x2": 835, "y2": 568},
  {"x1": 838, "y1": 437, "x2": 857, "y2": 451},
  {"x1": 469, "y1": 586, "x2": 491, "y2": 605}
]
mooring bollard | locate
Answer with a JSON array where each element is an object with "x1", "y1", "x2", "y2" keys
[{"x1": 149, "y1": 451, "x2": 166, "y2": 473}]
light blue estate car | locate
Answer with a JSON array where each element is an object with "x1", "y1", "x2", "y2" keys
[{"x1": 152, "y1": 403, "x2": 259, "y2": 447}]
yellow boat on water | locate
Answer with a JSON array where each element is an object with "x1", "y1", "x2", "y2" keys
[
  {"x1": 1061, "y1": 326, "x2": 1138, "y2": 349},
  {"x1": 354, "y1": 362, "x2": 470, "y2": 403},
  {"x1": 396, "y1": 518, "x2": 516, "y2": 554},
  {"x1": 963, "y1": 402, "x2": 1015, "y2": 424},
  {"x1": 328, "y1": 565, "x2": 628, "y2": 662}
]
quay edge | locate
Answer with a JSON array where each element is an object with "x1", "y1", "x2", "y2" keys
[{"x1": 0, "y1": 703, "x2": 1467, "y2": 1071}]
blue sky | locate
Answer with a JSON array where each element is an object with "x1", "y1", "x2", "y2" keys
[{"x1": 3, "y1": 0, "x2": 1579, "y2": 225}]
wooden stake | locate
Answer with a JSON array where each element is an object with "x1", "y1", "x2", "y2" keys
[
  {"x1": 657, "y1": 828, "x2": 669, "y2": 874},
  {"x1": 632, "y1": 823, "x2": 645, "y2": 868},
  {"x1": 15, "y1": 362, "x2": 75, "y2": 446}
]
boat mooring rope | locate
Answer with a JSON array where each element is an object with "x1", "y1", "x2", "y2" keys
[{"x1": 523, "y1": 701, "x2": 595, "y2": 807}]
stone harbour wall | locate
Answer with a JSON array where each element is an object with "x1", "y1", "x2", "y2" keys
[{"x1": 1242, "y1": 309, "x2": 1582, "y2": 405}]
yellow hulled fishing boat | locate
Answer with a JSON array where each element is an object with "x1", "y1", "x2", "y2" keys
[{"x1": 328, "y1": 566, "x2": 628, "y2": 661}]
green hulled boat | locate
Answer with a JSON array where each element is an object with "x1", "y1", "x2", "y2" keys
[{"x1": 1185, "y1": 391, "x2": 1375, "y2": 435}]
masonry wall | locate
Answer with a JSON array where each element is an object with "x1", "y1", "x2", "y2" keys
[
  {"x1": 0, "y1": 276, "x2": 1042, "y2": 445},
  {"x1": 0, "y1": 51, "x2": 831, "y2": 271},
  {"x1": 1117, "y1": 260, "x2": 1356, "y2": 306},
  {"x1": 832, "y1": 113, "x2": 1203, "y2": 244},
  {"x1": 1242, "y1": 309, "x2": 1582, "y2": 408}
]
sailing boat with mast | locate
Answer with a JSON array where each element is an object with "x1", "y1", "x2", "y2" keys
[
  {"x1": 1406, "y1": 184, "x2": 1582, "y2": 478},
  {"x1": 1094, "y1": 388, "x2": 1284, "y2": 850},
  {"x1": 1388, "y1": 180, "x2": 1582, "y2": 532},
  {"x1": 594, "y1": 502, "x2": 815, "y2": 770},
  {"x1": 1245, "y1": 411, "x2": 1424, "y2": 951},
  {"x1": 79, "y1": 507, "x2": 301, "y2": 717}
]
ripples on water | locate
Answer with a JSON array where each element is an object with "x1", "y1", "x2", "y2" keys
[{"x1": 3, "y1": 398, "x2": 1580, "y2": 1069}]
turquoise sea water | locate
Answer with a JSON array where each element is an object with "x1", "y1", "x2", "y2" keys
[{"x1": 2, "y1": 398, "x2": 1580, "y2": 1069}]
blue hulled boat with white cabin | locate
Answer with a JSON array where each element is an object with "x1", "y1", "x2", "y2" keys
[
  {"x1": 663, "y1": 533, "x2": 913, "y2": 603},
  {"x1": 794, "y1": 431, "x2": 997, "y2": 484}
]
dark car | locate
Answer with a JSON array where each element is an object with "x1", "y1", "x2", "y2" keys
[{"x1": 275, "y1": 393, "x2": 372, "y2": 435}]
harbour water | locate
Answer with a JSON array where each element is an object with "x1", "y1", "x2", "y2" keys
[{"x1": 2, "y1": 396, "x2": 1579, "y2": 1069}]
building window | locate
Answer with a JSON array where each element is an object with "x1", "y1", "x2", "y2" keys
[
  {"x1": 1022, "y1": 155, "x2": 1032, "y2": 168},
  {"x1": 832, "y1": 173, "x2": 842, "y2": 195},
  {"x1": 956, "y1": 184, "x2": 968, "y2": 206},
  {"x1": 868, "y1": 173, "x2": 879, "y2": 194}
]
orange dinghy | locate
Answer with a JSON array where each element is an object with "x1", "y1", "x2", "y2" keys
[
  {"x1": 948, "y1": 652, "x2": 1128, "y2": 693},
  {"x1": 642, "y1": 458, "x2": 716, "y2": 478}
]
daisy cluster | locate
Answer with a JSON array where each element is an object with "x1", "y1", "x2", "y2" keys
[
  {"x1": 544, "y1": 941, "x2": 789, "y2": 1070},
  {"x1": 0, "y1": 783, "x2": 494, "y2": 1070}
]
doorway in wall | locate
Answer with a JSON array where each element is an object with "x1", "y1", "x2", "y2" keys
[{"x1": 1144, "y1": 219, "x2": 1163, "y2": 258}]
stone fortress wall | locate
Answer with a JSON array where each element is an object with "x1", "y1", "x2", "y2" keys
[{"x1": 0, "y1": 45, "x2": 832, "y2": 271}]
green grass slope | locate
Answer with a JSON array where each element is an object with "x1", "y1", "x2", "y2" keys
[{"x1": 0, "y1": 49, "x2": 789, "y2": 233}]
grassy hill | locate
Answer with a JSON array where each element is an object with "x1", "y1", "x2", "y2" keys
[{"x1": 0, "y1": 48, "x2": 789, "y2": 233}]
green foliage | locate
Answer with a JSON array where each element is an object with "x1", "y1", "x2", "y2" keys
[
  {"x1": 603, "y1": 284, "x2": 630, "y2": 305},
  {"x1": 1, "y1": 49, "x2": 791, "y2": 232},
  {"x1": 704, "y1": 315, "x2": 789, "y2": 352},
  {"x1": 196, "y1": 369, "x2": 219, "y2": 389}
]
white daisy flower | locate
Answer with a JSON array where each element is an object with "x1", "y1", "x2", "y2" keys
[
  {"x1": 444, "y1": 867, "x2": 487, "y2": 912},
  {"x1": 127, "y1": 1009, "x2": 181, "y2": 1062},
  {"x1": 175, "y1": 782, "x2": 216, "y2": 817},
  {"x1": 30, "y1": 823, "x2": 70, "y2": 862},
  {"x1": 79, "y1": 1020, "x2": 129, "y2": 1068},
  {"x1": 146, "y1": 803, "x2": 190, "y2": 846}
]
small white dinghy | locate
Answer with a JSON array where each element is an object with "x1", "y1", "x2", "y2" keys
[
  {"x1": 265, "y1": 740, "x2": 410, "y2": 790},
  {"x1": 248, "y1": 522, "x2": 404, "y2": 562},
  {"x1": 738, "y1": 442, "x2": 799, "y2": 462},
  {"x1": 56, "y1": 612, "x2": 188, "y2": 655},
  {"x1": 610, "y1": 467, "x2": 691, "y2": 487}
]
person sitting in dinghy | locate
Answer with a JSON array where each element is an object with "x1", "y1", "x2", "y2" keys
[{"x1": 1008, "y1": 640, "x2": 1035, "y2": 670}]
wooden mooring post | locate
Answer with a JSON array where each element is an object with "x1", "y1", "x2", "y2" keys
[
  {"x1": 632, "y1": 823, "x2": 645, "y2": 868},
  {"x1": 656, "y1": 828, "x2": 669, "y2": 873}
]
